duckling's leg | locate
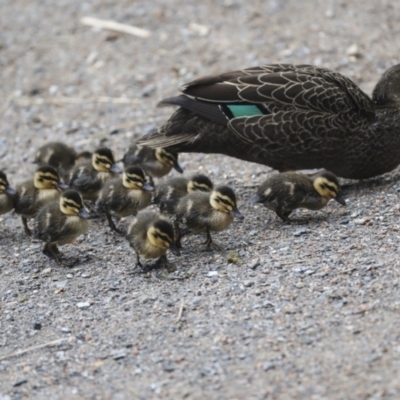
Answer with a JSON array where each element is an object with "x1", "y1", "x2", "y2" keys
[
  {"x1": 42, "y1": 243, "x2": 61, "y2": 264},
  {"x1": 203, "y1": 229, "x2": 221, "y2": 250},
  {"x1": 21, "y1": 216, "x2": 32, "y2": 236},
  {"x1": 276, "y1": 209, "x2": 292, "y2": 223},
  {"x1": 134, "y1": 251, "x2": 143, "y2": 269},
  {"x1": 173, "y1": 220, "x2": 182, "y2": 249},
  {"x1": 105, "y1": 211, "x2": 123, "y2": 234},
  {"x1": 154, "y1": 255, "x2": 168, "y2": 269}
]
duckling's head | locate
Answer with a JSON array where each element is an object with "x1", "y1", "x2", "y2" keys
[
  {"x1": 123, "y1": 166, "x2": 154, "y2": 191},
  {"x1": 209, "y1": 186, "x2": 244, "y2": 219},
  {"x1": 372, "y1": 64, "x2": 400, "y2": 107},
  {"x1": 313, "y1": 171, "x2": 346, "y2": 205},
  {"x1": 92, "y1": 148, "x2": 122, "y2": 173},
  {"x1": 147, "y1": 219, "x2": 180, "y2": 255},
  {"x1": 59, "y1": 190, "x2": 91, "y2": 218},
  {"x1": 34, "y1": 165, "x2": 69, "y2": 190},
  {"x1": 155, "y1": 148, "x2": 183, "y2": 173},
  {"x1": 187, "y1": 174, "x2": 213, "y2": 193},
  {"x1": 0, "y1": 171, "x2": 16, "y2": 195}
]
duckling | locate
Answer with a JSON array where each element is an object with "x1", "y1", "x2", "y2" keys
[
  {"x1": 0, "y1": 171, "x2": 18, "y2": 216},
  {"x1": 34, "y1": 190, "x2": 91, "y2": 264},
  {"x1": 122, "y1": 143, "x2": 183, "y2": 178},
  {"x1": 69, "y1": 147, "x2": 122, "y2": 201},
  {"x1": 96, "y1": 166, "x2": 154, "y2": 233},
  {"x1": 15, "y1": 165, "x2": 69, "y2": 235},
  {"x1": 126, "y1": 210, "x2": 180, "y2": 269},
  {"x1": 249, "y1": 170, "x2": 346, "y2": 222},
  {"x1": 175, "y1": 185, "x2": 244, "y2": 249},
  {"x1": 34, "y1": 142, "x2": 77, "y2": 178},
  {"x1": 153, "y1": 174, "x2": 213, "y2": 215}
]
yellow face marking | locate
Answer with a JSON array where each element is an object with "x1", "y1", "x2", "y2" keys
[
  {"x1": 188, "y1": 181, "x2": 212, "y2": 193},
  {"x1": 155, "y1": 148, "x2": 176, "y2": 167},
  {"x1": 93, "y1": 155, "x2": 113, "y2": 172},
  {"x1": 123, "y1": 173, "x2": 144, "y2": 189},
  {"x1": 313, "y1": 177, "x2": 339, "y2": 199},
  {"x1": 34, "y1": 172, "x2": 60, "y2": 189},
  {"x1": 210, "y1": 192, "x2": 235, "y2": 213},
  {"x1": 147, "y1": 227, "x2": 172, "y2": 249},
  {"x1": 60, "y1": 197, "x2": 81, "y2": 215}
]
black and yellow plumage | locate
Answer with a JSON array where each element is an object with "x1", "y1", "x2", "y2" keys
[
  {"x1": 153, "y1": 174, "x2": 213, "y2": 215},
  {"x1": 34, "y1": 190, "x2": 91, "y2": 264},
  {"x1": 250, "y1": 170, "x2": 346, "y2": 222},
  {"x1": 122, "y1": 143, "x2": 183, "y2": 179},
  {"x1": 126, "y1": 210, "x2": 180, "y2": 268},
  {"x1": 140, "y1": 63, "x2": 400, "y2": 179},
  {"x1": 69, "y1": 147, "x2": 122, "y2": 201},
  {"x1": 96, "y1": 166, "x2": 154, "y2": 233},
  {"x1": 175, "y1": 185, "x2": 244, "y2": 248},
  {"x1": 0, "y1": 171, "x2": 17, "y2": 216},
  {"x1": 15, "y1": 165, "x2": 69, "y2": 235}
]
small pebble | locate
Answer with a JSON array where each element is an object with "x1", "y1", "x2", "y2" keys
[
  {"x1": 76, "y1": 302, "x2": 91, "y2": 309},
  {"x1": 33, "y1": 322, "x2": 42, "y2": 330}
]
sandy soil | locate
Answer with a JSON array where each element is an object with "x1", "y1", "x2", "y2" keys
[{"x1": 1, "y1": 0, "x2": 400, "y2": 399}]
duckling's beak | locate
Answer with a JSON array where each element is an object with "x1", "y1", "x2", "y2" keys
[
  {"x1": 79, "y1": 208, "x2": 91, "y2": 219},
  {"x1": 334, "y1": 192, "x2": 346, "y2": 206},
  {"x1": 248, "y1": 194, "x2": 262, "y2": 203},
  {"x1": 5, "y1": 185, "x2": 17, "y2": 195},
  {"x1": 231, "y1": 206, "x2": 244, "y2": 220},
  {"x1": 142, "y1": 182, "x2": 154, "y2": 191},
  {"x1": 57, "y1": 181, "x2": 69, "y2": 190},
  {"x1": 110, "y1": 164, "x2": 122, "y2": 174},
  {"x1": 173, "y1": 160, "x2": 183, "y2": 174},
  {"x1": 169, "y1": 242, "x2": 181, "y2": 256}
]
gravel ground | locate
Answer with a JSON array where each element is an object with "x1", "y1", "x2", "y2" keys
[{"x1": 1, "y1": 1, "x2": 400, "y2": 399}]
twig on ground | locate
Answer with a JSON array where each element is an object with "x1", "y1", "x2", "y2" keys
[
  {"x1": 177, "y1": 301, "x2": 185, "y2": 322},
  {"x1": 81, "y1": 17, "x2": 151, "y2": 38},
  {"x1": 0, "y1": 338, "x2": 68, "y2": 361}
]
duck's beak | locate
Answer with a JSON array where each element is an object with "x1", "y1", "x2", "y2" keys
[
  {"x1": 173, "y1": 160, "x2": 183, "y2": 174},
  {"x1": 79, "y1": 208, "x2": 91, "y2": 219},
  {"x1": 5, "y1": 185, "x2": 17, "y2": 195},
  {"x1": 57, "y1": 181, "x2": 69, "y2": 190},
  {"x1": 142, "y1": 182, "x2": 154, "y2": 191},
  {"x1": 248, "y1": 194, "x2": 262, "y2": 203},
  {"x1": 110, "y1": 164, "x2": 122, "y2": 174},
  {"x1": 169, "y1": 242, "x2": 181, "y2": 256},
  {"x1": 231, "y1": 206, "x2": 244, "y2": 220},
  {"x1": 335, "y1": 192, "x2": 346, "y2": 206}
]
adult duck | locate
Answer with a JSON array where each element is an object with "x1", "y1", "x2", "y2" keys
[{"x1": 140, "y1": 63, "x2": 400, "y2": 179}]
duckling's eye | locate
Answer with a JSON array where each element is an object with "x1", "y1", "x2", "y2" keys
[{"x1": 216, "y1": 196, "x2": 233, "y2": 207}]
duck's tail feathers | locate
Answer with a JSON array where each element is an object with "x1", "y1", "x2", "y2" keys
[{"x1": 139, "y1": 132, "x2": 196, "y2": 149}]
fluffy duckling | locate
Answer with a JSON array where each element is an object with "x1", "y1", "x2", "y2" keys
[
  {"x1": 153, "y1": 174, "x2": 213, "y2": 215},
  {"x1": 175, "y1": 185, "x2": 244, "y2": 248},
  {"x1": 96, "y1": 166, "x2": 154, "y2": 233},
  {"x1": 122, "y1": 143, "x2": 183, "y2": 178},
  {"x1": 249, "y1": 170, "x2": 346, "y2": 222},
  {"x1": 15, "y1": 165, "x2": 69, "y2": 235},
  {"x1": 126, "y1": 210, "x2": 180, "y2": 269},
  {"x1": 34, "y1": 190, "x2": 91, "y2": 264},
  {"x1": 69, "y1": 147, "x2": 122, "y2": 201},
  {"x1": 34, "y1": 142, "x2": 78, "y2": 178},
  {"x1": 0, "y1": 171, "x2": 17, "y2": 216}
]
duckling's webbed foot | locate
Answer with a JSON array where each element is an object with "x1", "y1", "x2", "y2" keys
[{"x1": 22, "y1": 217, "x2": 32, "y2": 236}]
